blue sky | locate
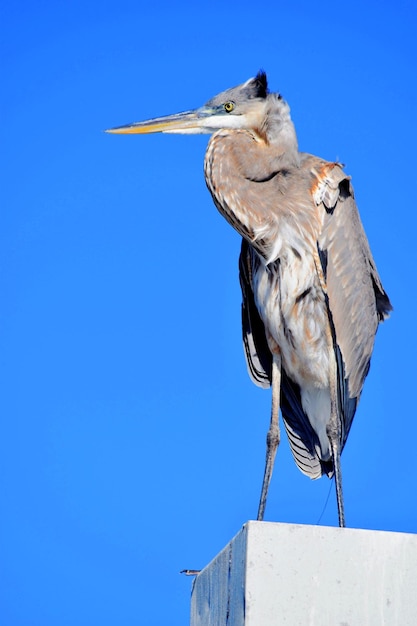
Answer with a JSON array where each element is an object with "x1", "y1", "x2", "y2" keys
[{"x1": 2, "y1": 1, "x2": 416, "y2": 624}]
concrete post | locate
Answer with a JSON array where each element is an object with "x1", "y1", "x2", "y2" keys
[{"x1": 190, "y1": 521, "x2": 417, "y2": 625}]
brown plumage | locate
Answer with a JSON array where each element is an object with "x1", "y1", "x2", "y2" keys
[{"x1": 107, "y1": 71, "x2": 392, "y2": 527}]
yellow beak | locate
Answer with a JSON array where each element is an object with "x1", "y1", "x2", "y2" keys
[{"x1": 105, "y1": 109, "x2": 210, "y2": 135}]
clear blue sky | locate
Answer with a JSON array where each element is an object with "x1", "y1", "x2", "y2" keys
[{"x1": 2, "y1": 1, "x2": 416, "y2": 624}]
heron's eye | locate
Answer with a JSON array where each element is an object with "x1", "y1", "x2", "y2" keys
[{"x1": 224, "y1": 101, "x2": 235, "y2": 113}]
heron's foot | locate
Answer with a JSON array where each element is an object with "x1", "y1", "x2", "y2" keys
[{"x1": 327, "y1": 428, "x2": 345, "y2": 528}]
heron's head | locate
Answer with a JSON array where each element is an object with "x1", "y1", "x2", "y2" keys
[{"x1": 106, "y1": 71, "x2": 294, "y2": 144}]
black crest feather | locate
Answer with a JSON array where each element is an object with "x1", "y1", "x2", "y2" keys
[
  {"x1": 241, "y1": 71, "x2": 269, "y2": 100},
  {"x1": 253, "y1": 70, "x2": 268, "y2": 98}
]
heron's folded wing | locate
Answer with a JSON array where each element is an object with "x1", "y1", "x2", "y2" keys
[
  {"x1": 314, "y1": 163, "x2": 392, "y2": 440},
  {"x1": 239, "y1": 239, "x2": 272, "y2": 388}
]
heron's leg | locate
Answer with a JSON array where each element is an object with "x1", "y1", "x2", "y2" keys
[
  {"x1": 327, "y1": 353, "x2": 345, "y2": 528},
  {"x1": 257, "y1": 355, "x2": 281, "y2": 521},
  {"x1": 329, "y1": 434, "x2": 345, "y2": 527}
]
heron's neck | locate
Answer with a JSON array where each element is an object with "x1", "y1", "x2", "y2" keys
[{"x1": 263, "y1": 98, "x2": 299, "y2": 163}]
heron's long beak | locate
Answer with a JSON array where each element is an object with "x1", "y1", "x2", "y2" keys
[{"x1": 106, "y1": 108, "x2": 213, "y2": 135}]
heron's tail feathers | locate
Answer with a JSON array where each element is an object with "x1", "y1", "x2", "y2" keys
[
  {"x1": 283, "y1": 418, "x2": 333, "y2": 479},
  {"x1": 280, "y1": 370, "x2": 337, "y2": 479}
]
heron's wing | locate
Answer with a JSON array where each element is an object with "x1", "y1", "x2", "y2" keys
[
  {"x1": 239, "y1": 239, "x2": 272, "y2": 388},
  {"x1": 313, "y1": 162, "x2": 392, "y2": 426}
]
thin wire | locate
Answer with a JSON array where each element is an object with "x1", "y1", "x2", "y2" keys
[{"x1": 315, "y1": 477, "x2": 334, "y2": 525}]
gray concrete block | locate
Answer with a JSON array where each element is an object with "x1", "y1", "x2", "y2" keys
[{"x1": 190, "y1": 521, "x2": 417, "y2": 625}]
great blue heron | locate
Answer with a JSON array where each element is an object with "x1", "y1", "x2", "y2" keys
[{"x1": 107, "y1": 71, "x2": 391, "y2": 527}]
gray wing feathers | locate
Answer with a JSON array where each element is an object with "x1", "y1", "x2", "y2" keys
[
  {"x1": 318, "y1": 169, "x2": 392, "y2": 399},
  {"x1": 239, "y1": 239, "x2": 272, "y2": 389}
]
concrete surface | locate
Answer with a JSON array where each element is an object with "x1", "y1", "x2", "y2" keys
[{"x1": 190, "y1": 521, "x2": 417, "y2": 625}]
